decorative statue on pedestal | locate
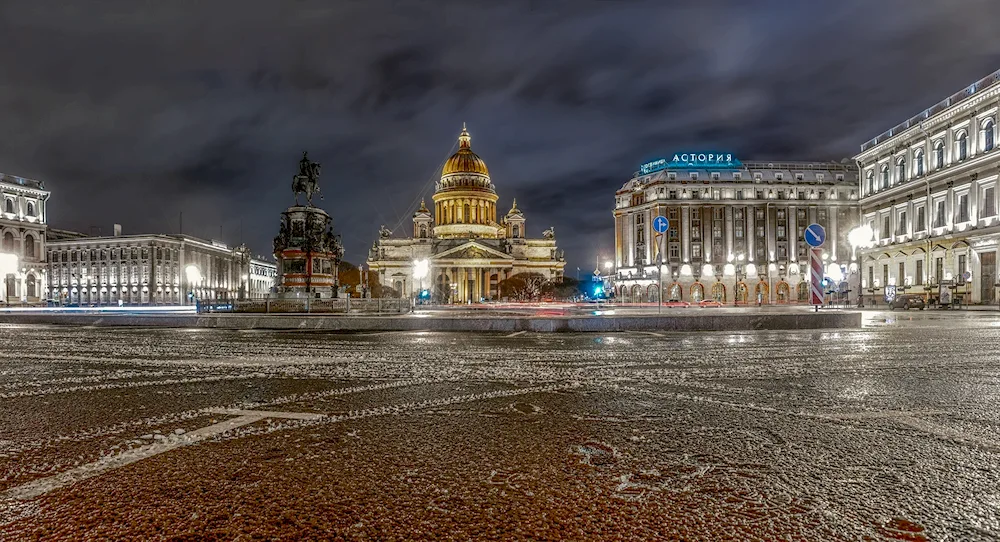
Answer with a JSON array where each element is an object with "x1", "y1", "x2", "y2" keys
[{"x1": 292, "y1": 152, "x2": 322, "y2": 206}]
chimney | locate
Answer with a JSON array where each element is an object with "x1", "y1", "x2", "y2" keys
[{"x1": 113, "y1": 224, "x2": 122, "y2": 237}]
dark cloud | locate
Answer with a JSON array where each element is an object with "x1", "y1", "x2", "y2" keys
[{"x1": 2, "y1": 0, "x2": 1000, "y2": 269}]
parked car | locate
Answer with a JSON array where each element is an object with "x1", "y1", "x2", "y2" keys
[
  {"x1": 698, "y1": 300, "x2": 723, "y2": 308},
  {"x1": 889, "y1": 294, "x2": 925, "y2": 310},
  {"x1": 663, "y1": 301, "x2": 690, "y2": 308}
]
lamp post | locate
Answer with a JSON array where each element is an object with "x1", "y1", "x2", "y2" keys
[
  {"x1": 412, "y1": 259, "x2": 429, "y2": 309},
  {"x1": 185, "y1": 264, "x2": 202, "y2": 308},
  {"x1": 848, "y1": 224, "x2": 875, "y2": 307},
  {"x1": 0, "y1": 253, "x2": 18, "y2": 306}
]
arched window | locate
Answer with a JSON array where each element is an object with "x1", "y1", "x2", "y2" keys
[
  {"x1": 26, "y1": 202, "x2": 34, "y2": 217},
  {"x1": 4, "y1": 199, "x2": 12, "y2": 214},
  {"x1": 934, "y1": 140, "x2": 945, "y2": 169},
  {"x1": 866, "y1": 171, "x2": 875, "y2": 195},
  {"x1": 1, "y1": 231, "x2": 13, "y2": 252},
  {"x1": 512, "y1": 225, "x2": 520, "y2": 238},
  {"x1": 463, "y1": 204, "x2": 470, "y2": 223},
  {"x1": 983, "y1": 119, "x2": 995, "y2": 152},
  {"x1": 24, "y1": 234, "x2": 35, "y2": 259},
  {"x1": 896, "y1": 157, "x2": 906, "y2": 184},
  {"x1": 956, "y1": 131, "x2": 968, "y2": 161},
  {"x1": 419, "y1": 224, "x2": 427, "y2": 238},
  {"x1": 914, "y1": 150, "x2": 925, "y2": 177},
  {"x1": 880, "y1": 165, "x2": 889, "y2": 189},
  {"x1": 26, "y1": 274, "x2": 36, "y2": 298}
]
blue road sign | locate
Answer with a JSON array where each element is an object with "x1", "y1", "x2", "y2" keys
[
  {"x1": 804, "y1": 223, "x2": 826, "y2": 248},
  {"x1": 652, "y1": 215, "x2": 669, "y2": 233}
]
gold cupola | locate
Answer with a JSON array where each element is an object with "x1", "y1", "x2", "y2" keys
[{"x1": 432, "y1": 124, "x2": 500, "y2": 239}]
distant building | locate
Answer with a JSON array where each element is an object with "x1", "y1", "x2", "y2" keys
[
  {"x1": 44, "y1": 227, "x2": 275, "y2": 305},
  {"x1": 611, "y1": 154, "x2": 859, "y2": 303},
  {"x1": 1, "y1": 172, "x2": 50, "y2": 303},
  {"x1": 855, "y1": 68, "x2": 1000, "y2": 305},
  {"x1": 366, "y1": 125, "x2": 565, "y2": 302}
]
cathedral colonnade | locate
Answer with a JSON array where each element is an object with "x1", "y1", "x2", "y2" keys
[{"x1": 430, "y1": 265, "x2": 509, "y2": 303}]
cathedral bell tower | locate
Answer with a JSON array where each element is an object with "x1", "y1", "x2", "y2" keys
[{"x1": 413, "y1": 199, "x2": 432, "y2": 240}]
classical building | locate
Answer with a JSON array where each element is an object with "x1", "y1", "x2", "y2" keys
[
  {"x1": 366, "y1": 125, "x2": 565, "y2": 302},
  {"x1": 611, "y1": 154, "x2": 859, "y2": 303},
  {"x1": 1, "y1": 172, "x2": 50, "y2": 303},
  {"x1": 854, "y1": 68, "x2": 1000, "y2": 305},
  {"x1": 45, "y1": 227, "x2": 275, "y2": 305}
]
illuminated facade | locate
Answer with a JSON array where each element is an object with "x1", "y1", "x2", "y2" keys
[
  {"x1": 1, "y1": 172, "x2": 50, "y2": 303},
  {"x1": 855, "y1": 69, "x2": 1000, "y2": 305},
  {"x1": 367, "y1": 125, "x2": 565, "y2": 302},
  {"x1": 45, "y1": 230, "x2": 275, "y2": 305},
  {"x1": 612, "y1": 157, "x2": 859, "y2": 303}
]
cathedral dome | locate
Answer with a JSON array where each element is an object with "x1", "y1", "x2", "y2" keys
[{"x1": 442, "y1": 124, "x2": 490, "y2": 177}]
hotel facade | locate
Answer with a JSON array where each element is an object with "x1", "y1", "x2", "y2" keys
[
  {"x1": 854, "y1": 69, "x2": 1000, "y2": 305},
  {"x1": 611, "y1": 155, "x2": 859, "y2": 304},
  {"x1": 1, "y1": 172, "x2": 50, "y2": 304}
]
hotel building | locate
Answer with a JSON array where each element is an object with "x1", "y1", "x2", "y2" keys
[{"x1": 611, "y1": 154, "x2": 859, "y2": 303}]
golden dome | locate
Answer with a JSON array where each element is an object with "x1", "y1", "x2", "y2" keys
[{"x1": 442, "y1": 123, "x2": 490, "y2": 176}]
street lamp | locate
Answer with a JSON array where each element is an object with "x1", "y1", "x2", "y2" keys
[
  {"x1": 412, "y1": 258, "x2": 429, "y2": 306},
  {"x1": 848, "y1": 224, "x2": 875, "y2": 306},
  {"x1": 0, "y1": 253, "x2": 18, "y2": 306},
  {"x1": 185, "y1": 264, "x2": 202, "y2": 306}
]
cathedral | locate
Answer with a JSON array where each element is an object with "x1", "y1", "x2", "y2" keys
[{"x1": 367, "y1": 125, "x2": 565, "y2": 303}]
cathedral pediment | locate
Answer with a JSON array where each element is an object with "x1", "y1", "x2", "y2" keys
[{"x1": 431, "y1": 241, "x2": 512, "y2": 261}]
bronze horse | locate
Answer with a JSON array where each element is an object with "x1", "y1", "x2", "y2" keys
[{"x1": 292, "y1": 152, "x2": 322, "y2": 206}]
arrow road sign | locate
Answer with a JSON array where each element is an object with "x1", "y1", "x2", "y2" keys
[
  {"x1": 653, "y1": 216, "x2": 669, "y2": 234},
  {"x1": 804, "y1": 223, "x2": 826, "y2": 248}
]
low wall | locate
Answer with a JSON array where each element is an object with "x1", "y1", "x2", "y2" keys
[{"x1": 0, "y1": 311, "x2": 861, "y2": 332}]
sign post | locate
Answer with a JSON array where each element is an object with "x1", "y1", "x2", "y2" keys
[
  {"x1": 804, "y1": 223, "x2": 826, "y2": 311},
  {"x1": 652, "y1": 216, "x2": 669, "y2": 314}
]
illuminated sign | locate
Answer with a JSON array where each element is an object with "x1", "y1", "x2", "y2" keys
[{"x1": 639, "y1": 152, "x2": 742, "y2": 175}]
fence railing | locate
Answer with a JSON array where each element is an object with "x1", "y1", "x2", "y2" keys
[{"x1": 199, "y1": 298, "x2": 410, "y2": 314}]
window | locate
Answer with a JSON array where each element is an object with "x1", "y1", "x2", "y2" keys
[
  {"x1": 668, "y1": 190, "x2": 677, "y2": 200},
  {"x1": 691, "y1": 243, "x2": 702, "y2": 260},
  {"x1": 733, "y1": 173, "x2": 742, "y2": 181},
  {"x1": 775, "y1": 173, "x2": 783, "y2": 181},
  {"x1": 957, "y1": 193, "x2": 970, "y2": 222},
  {"x1": 914, "y1": 150, "x2": 925, "y2": 176},
  {"x1": 26, "y1": 202, "x2": 34, "y2": 216},
  {"x1": 883, "y1": 216, "x2": 890, "y2": 238},
  {"x1": 983, "y1": 187, "x2": 997, "y2": 217},
  {"x1": 983, "y1": 119, "x2": 995, "y2": 152},
  {"x1": 934, "y1": 200, "x2": 946, "y2": 228},
  {"x1": 776, "y1": 225, "x2": 786, "y2": 239},
  {"x1": 866, "y1": 171, "x2": 875, "y2": 194},
  {"x1": 880, "y1": 165, "x2": 889, "y2": 189},
  {"x1": 916, "y1": 206, "x2": 926, "y2": 231},
  {"x1": 958, "y1": 254, "x2": 967, "y2": 283},
  {"x1": 3, "y1": 199, "x2": 12, "y2": 214},
  {"x1": 868, "y1": 266, "x2": 874, "y2": 288},
  {"x1": 795, "y1": 173, "x2": 804, "y2": 181},
  {"x1": 711, "y1": 172, "x2": 720, "y2": 180},
  {"x1": 897, "y1": 211, "x2": 907, "y2": 235},
  {"x1": 883, "y1": 264, "x2": 889, "y2": 287},
  {"x1": 957, "y1": 131, "x2": 969, "y2": 161},
  {"x1": 690, "y1": 172, "x2": 698, "y2": 180},
  {"x1": 935, "y1": 257, "x2": 943, "y2": 284},
  {"x1": 914, "y1": 259, "x2": 923, "y2": 285},
  {"x1": 934, "y1": 141, "x2": 945, "y2": 168},
  {"x1": 896, "y1": 158, "x2": 906, "y2": 183},
  {"x1": 899, "y1": 262, "x2": 905, "y2": 285},
  {"x1": 2, "y1": 231, "x2": 14, "y2": 252}
]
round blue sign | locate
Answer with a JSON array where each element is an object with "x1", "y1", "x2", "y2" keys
[
  {"x1": 804, "y1": 223, "x2": 826, "y2": 248},
  {"x1": 653, "y1": 216, "x2": 669, "y2": 234}
]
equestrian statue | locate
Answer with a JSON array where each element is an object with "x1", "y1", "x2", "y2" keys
[{"x1": 292, "y1": 151, "x2": 323, "y2": 206}]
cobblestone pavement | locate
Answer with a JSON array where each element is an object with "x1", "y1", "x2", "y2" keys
[{"x1": 0, "y1": 321, "x2": 998, "y2": 540}]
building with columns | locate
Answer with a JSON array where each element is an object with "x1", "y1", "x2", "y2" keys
[
  {"x1": 611, "y1": 154, "x2": 858, "y2": 304},
  {"x1": 855, "y1": 68, "x2": 1000, "y2": 305},
  {"x1": 44, "y1": 228, "x2": 275, "y2": 305},
  {"x1": 1, "y1": 172, "x2": 50, "y2": 304},
  {"x1": 366, "y1": 125, "x2": 565, "y2": 302}
]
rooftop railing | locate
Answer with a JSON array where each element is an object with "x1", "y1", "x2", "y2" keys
[{"x1": 861, "y1": 69, "x2": 1000, "y2": 152}]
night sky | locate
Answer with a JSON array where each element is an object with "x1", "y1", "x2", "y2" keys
[{"x1": 3, "y1": 1, "x2": 1000, "y2": 275}]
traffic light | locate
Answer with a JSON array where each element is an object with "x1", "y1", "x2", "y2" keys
[{"x1": 419, "y1": 289, "x2": 430, "y2": 299}]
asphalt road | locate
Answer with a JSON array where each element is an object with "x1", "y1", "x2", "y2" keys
[{"x1": 0, "y1": 315, "x2": 998, "y2": 540}]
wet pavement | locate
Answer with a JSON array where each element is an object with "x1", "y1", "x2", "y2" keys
[{"x1": 0, "y1": 315, "x2": 998, "y2": 540}]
